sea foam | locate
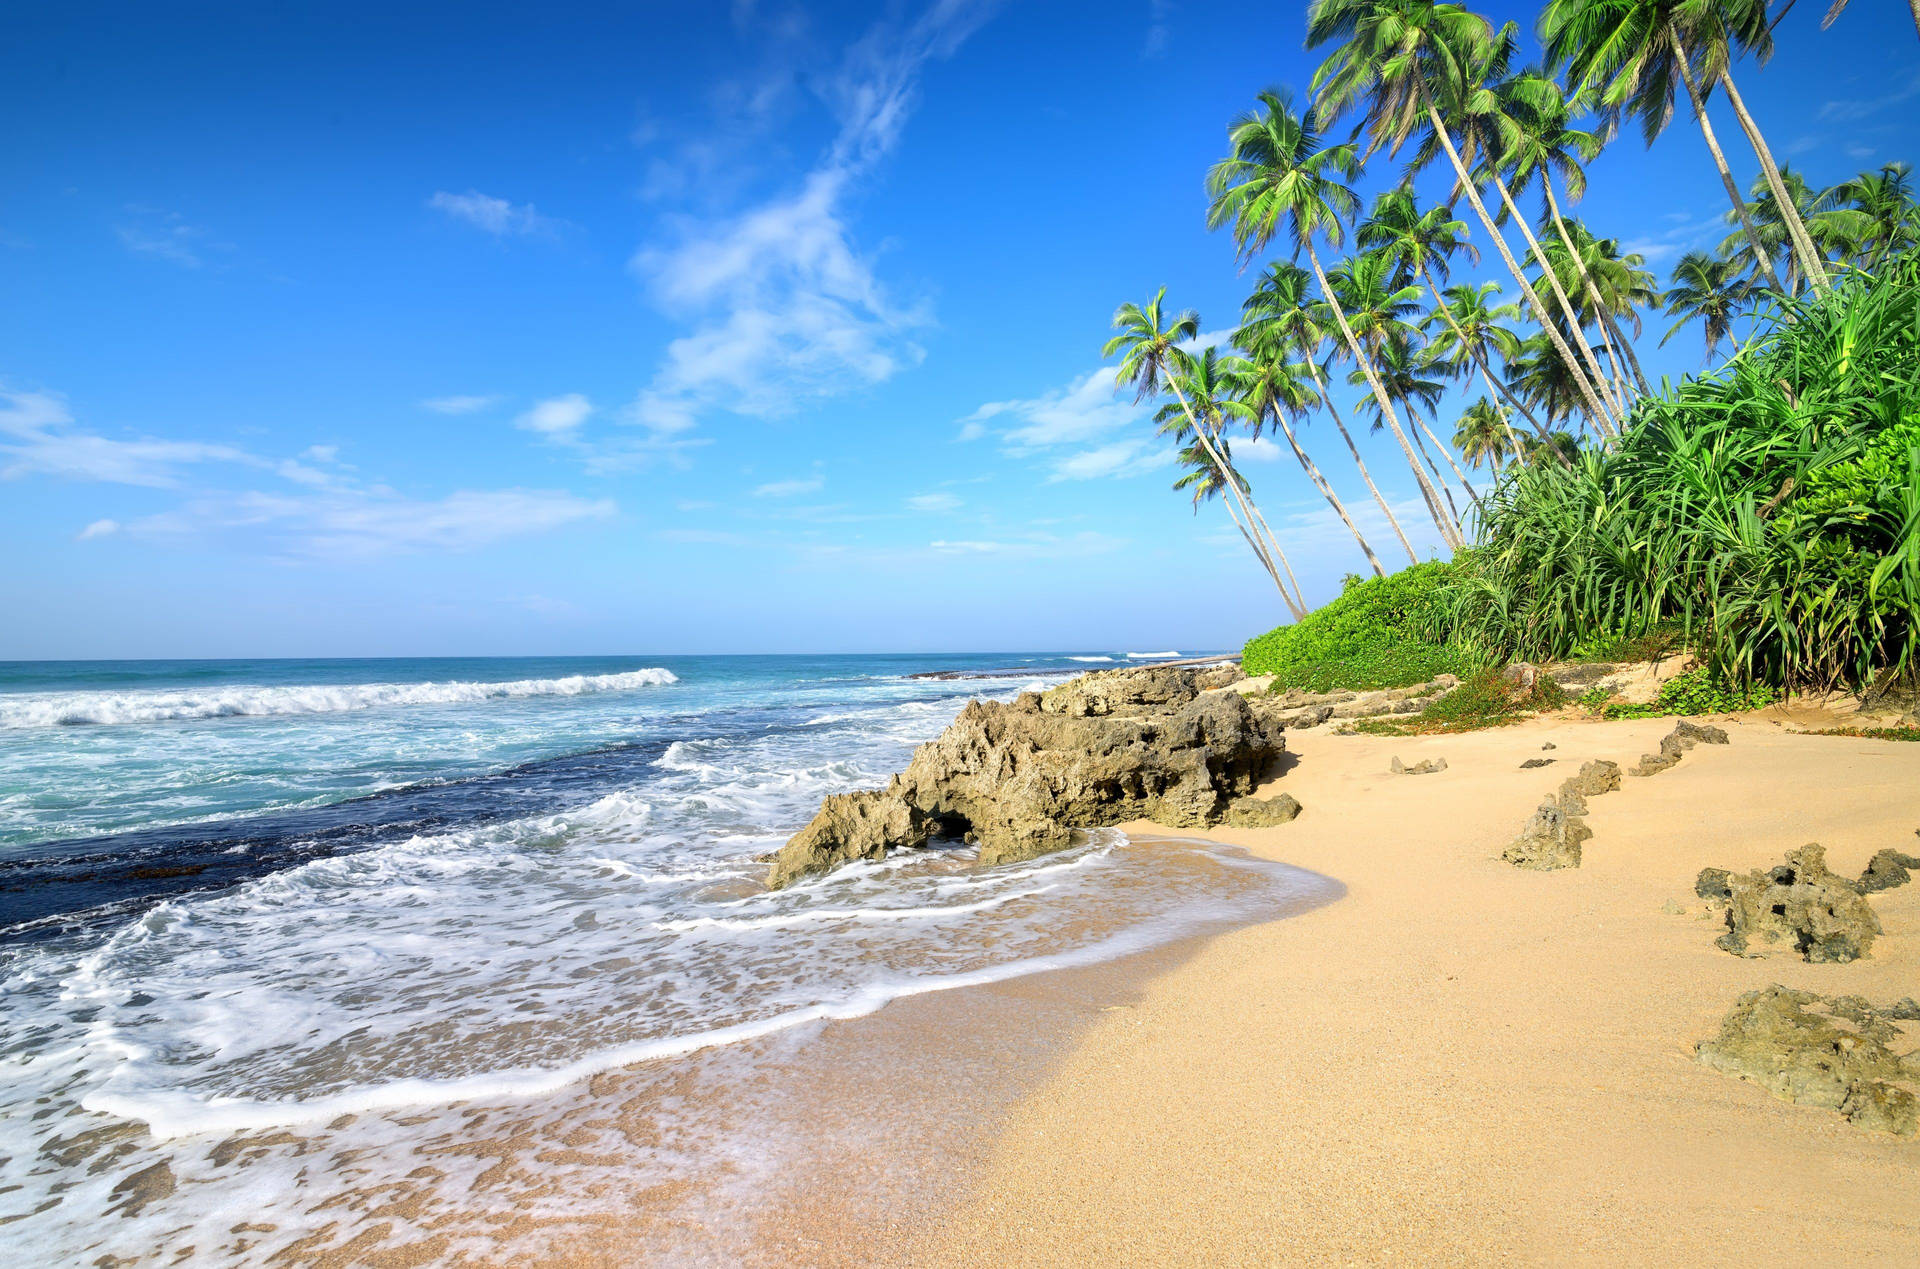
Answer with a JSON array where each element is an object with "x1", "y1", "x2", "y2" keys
[{"x1": 0, "y1": 668, "x2": 678, "y2": 728}]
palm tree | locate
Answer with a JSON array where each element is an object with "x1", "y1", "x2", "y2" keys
[
  {"x1": 1206, "y1": 88, "x2": 1464, "y2": 549},
  {"x1": 1169, "y1": 438, "x2": 1283, "y2": 585},
  {"x1": 1106, "y1": 289, "x2": 1306, "y2": 616},
  {"x1": 1421, "y1": 281, "x2": 1535, "y2": 460},
  {"x1": 1773, "y1": 0, "x2": 1920, "y2": 42},
  {"x1": 1506, "y1": 330, "x2": 1590, "y2": 432},
  {"x1": 1816, "y1": 163, "x2": 1918, "y2": 265},
  {"x1": 1241, "y1": 262, "x2": 1421, "y2": 564},
  {"x1": 1541, "y1": 218, "x2": 1657, "y2": 396},
  {"x1": 1659, "y1": 250, "x2": 1748, "y2": 362},
  {"x1": 1540, "y1": 0, "x2": 1787, "y2": 293},
  {"x1": 1453, "y1": 398, "x2": 1512, "y2": 471},
  {"x1": 1718, "y1": 166, "x2": 1842, "y2": 293},
  {"x1": 1361, "y1": 333, "x2": 1478, "y2": 519},
  {"x1": 1309, "y1": 0, "x2": 1619, "y2": 437},
  {"x1": 1228, "y1": 342, "x2": 1389, "y2": 577}
]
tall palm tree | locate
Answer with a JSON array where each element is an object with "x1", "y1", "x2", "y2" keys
[
  {"x1": 1309, "y1": 0, "x2": 1619, "y2": 437},
  {"x1": 1717, "y1": 166, "x2": 1842, "y2": 293},
  {"x1": 1228, "y1": 342, "x2": 1389, "y2": 577},
  {"x1": 1362, "y1": 333, "x2": 1479, "y2": 519},
  {"x1": 1506, "y1": 330, "x2": 1595, "y2": 434},
  {"x1": 1206, "y1": 88, "x2": 1464, "y2": 549},
  {"x1": 1155, "y1": 347, "x2": 1309, "y2": 613},
  {"x1": 1816, "y1": 162, "x2": 1918, "y2": 265},
  {"x1": 1241, "y1": 262, "x2": 1421, "y2": 564},
  {"x1": 1541, "y1": 218, "x2": 1656, "y2": 396},
  {"x1": 1421, "y1": 281, "x2": 1534, "y2": 460},
  {"x1": 1169, "y1": 438, "x2": 1283, "y2": 586},
  {"x1": 1106, "y1": 290, "x2": 1305, "y2": 616},
  {"x1": 1659, "y1": 250, "x2": 1748, "y2": 362},
  {"x1": 1540, "y1": 0, "x2": 1787, "y2": 293},
  {"x1": 1453, "y1": 398, "x2": 1512, "y2": 471}
]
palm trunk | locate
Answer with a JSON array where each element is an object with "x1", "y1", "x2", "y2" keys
[
  {"x1": 1221, "y1": 490, "x2": 1287, "y2": 597},
  {"x1": 1714, "y1": 65, "x2": 1829, "y2": 293},
  {"x1": 1418, "y1": 89, "x2": 1617, "y2": 440},
  {"x1": 1417, "y1": 259, "x2": 1556, "y2": 464},
  {"x1": 1273, "y1": 408, "x2": 1387, "y2": 577},
  {"x1": 1670, "y1": 30, "x2": 1785, "y2": 292},
  {"x1": 1303, "y1": 355, "x2": 1420, "y2": 565},
  {"x1": 1304, "y1": 240, "x2": 1463, "y2": 551},
  {"x1": 1911, "y1": 0, "x2": 1920, "y2": 41},
  {"x1": 1599, "y1": 303, "x2": 1654, "y2": 397},
  {"x1": 1407, "y1": 417, "x2": 1465, "y2": 524},
  {"x1": 1540, "y1": 179, "x2": 1644, "y2": 407},
  {"x1": 1491, "y1": 172, "x2": 1624, "y2": 427},
  {"x1": 1416, "y1": 413, "x2": 1481, "y2": 509},
  {"x1": 1473, "y1": 362, "x2": 1532, "y2": 467},
  {"x1": 1166, "y1": 377, "x2": 1305, "y2": 618}
]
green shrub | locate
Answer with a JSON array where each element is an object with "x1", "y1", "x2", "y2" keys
[
  {"x1": 1350, "y1": 668, "x2": 1566, "y2": 735},
  {"x1": 1243, "y1": 561, "x2": 1467, "y2": 690},
  {"x1": 1601, "y1": 667, "x2": 1779, "y2": 719},
  {"x1": 1440, "y1": 251, "x2": 1920, "y2": 692}
]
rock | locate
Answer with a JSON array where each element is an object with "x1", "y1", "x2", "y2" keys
[
  {"x1": 1889, "y1": 999, "x2": 1920, "y2": 1022},
  {"x1": 1695, "y1": 985, "x2": 1919, "y2": 1137},
  {"x1": 1706, "y1": 844, "x2": 1881, "y2": 963},
  {"x1": 1389, "y1": 756, "x2": 1448, "y2": 775},
  {"x1": 1500, "y1": 662, "x2": 1539, "y2": 691},
  {"x1": 1500, "y1": 760, "x2": 1621, "y2": 871},
  {"x1": 1519, "y1": 757, "x2": 1556, "y2": 769},
  {"x1": 1540, "y1": 742, "x2": 1556, "y2": 751},
  {"x1": 1225, "y1": 793, "x2": 1303, "y2": 827},
  {"x1": 1694, "y1": 867, "x2": 1733, "y2": 902},
  {"x1": 1630, "y1": 720, "x2": 1732, "y2": 777},
  {"x1": 1858, "y1": 847, "x2": 1920, "y2": 893},
  {"x1": 766, "y1": 665, "x2": 1289, "y2": 888}
]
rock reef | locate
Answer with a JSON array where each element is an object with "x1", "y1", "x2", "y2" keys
[
  {"x1": 1858, "y1": 843, "x2": 1920, "y2": 893},
  {"x1": 1629, "y1": 720, "x2": 1729, "y2": 777},
  {"x1": 766, "y1": 664, "x2": 1289, "y2": 889},
  {"x1": 1699, "y1": 843, "x2": 1881, "y2": 963},
  {"x1": 1389, "y1": 756, "x2": 1448, "y2": 775},
  {"x1": 1501, "y1": 759, "x2": 1621, "y2": 871},
  {"x1": 1696, "y1": 985, "x2": 1918, "y2": 1136}
]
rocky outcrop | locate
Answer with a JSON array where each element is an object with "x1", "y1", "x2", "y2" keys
[
  {"x1": 1225, "y1": 793, "x2": 1302, "y2": 827},
  {"x1": 1696, "y1": 985, "x2": 1918, "y2": 1136},
  {"x1": 1389, "y1": 756, "x2": 1448, "y2": 775},
  {"x1": 1858, "y1": 844, "x2": 1920, "y2": 893},
  {"x1": 1629, "y1": 720, "x2": 1730, "y2": 777},
  {"x1": 766, "y1": 665, "x2": 1287, "y2": 889},
  {"x1": 1262, "y1": 675, "x2": 1458, "y2": 730},
  {"x1": 1702, "y1": 844, "x2": 1881, "y2": 963},
  {"x1": 1501, "y1": 759, "x2": 1621, "y2": 871}
]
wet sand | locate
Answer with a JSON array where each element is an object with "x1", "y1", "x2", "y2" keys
[{"x1": 914, "y1": 713, "x2": 1920, "y2": 1265}]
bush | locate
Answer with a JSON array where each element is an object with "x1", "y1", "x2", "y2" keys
[
  {"x1": 1440, "y1": 251, "x2": 1920, "y2": 692},
  {"x1": 1350, "y1": 668, "x2": 1567, "y2": 735},
  {"x1": 1243, "y1": 562, "x2": 1467, "y2": 691},
  {"x1": 1601, "y1": 667, "x2": 1779, "y2": 719}
]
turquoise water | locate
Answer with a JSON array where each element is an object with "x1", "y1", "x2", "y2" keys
[{"x1": 0, "y1": 650, "x2": 1336, "y2": 1263}]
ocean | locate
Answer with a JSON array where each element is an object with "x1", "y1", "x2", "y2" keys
[{"x1": 0, "y1": 653, "x2": 1335, "y2": 1262}]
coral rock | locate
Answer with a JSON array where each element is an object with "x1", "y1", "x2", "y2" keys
[
  {"x1": 1225, "y1": 793, "x2": 1303, "y2": 828},
  {"x1": 1630, "y1": 720, "x2": 1731, "y2": 777},
  {"x1": 1389, "y1": 756, "x2": 1449, "y2": 775},
  {"x1": 1858, "y1": 847, "x2": 1920, "y2": 894},
  {"x1": 1501, "y1": 760, "x2": 1621, "y2": 871},
  {"x1": 1696, "y1": 985, "x2": 1918, "y2": 1136},
  {"x1": 1707, "y1": 844, "x2": 1881, "y2": 963}
]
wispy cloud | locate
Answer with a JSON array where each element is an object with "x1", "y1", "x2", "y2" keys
[
  {"x1": 421, "y1": 394, "x2": 500, "y2": 415},
  {"x1": 1817, "y1": 75, "x2": 1920, "y2": 123},
  {"x1": 753, "y1": 475, "x2": 826, "y2": 497},
  {"x1": 115, "y1": 206, "x2": 217, "y2": 268},
  {"x1": 428, "y1": 190, "x2": 560, "y2": 236},
  {"x1": 515, "y1": 393, "x2": 594, "y2": 435},
  {"x1": 961, "y1": 365, "x2": 1169, "y2": 481},
  {"x1": 76, "y1": 518, "x2": 120, "y2": 540},
  {"x1": 0, "y1": 388, "x2": 254, "y2": 486},
  {"x1": 1143, "y1": 0, "x2": 1173, "y2": 58},
  {"x1": 626, "y1": 1, "x2": 993, "y2": 438},
  {"x1": 906, "y1": 491, "x2": 962, "y2": 512}
]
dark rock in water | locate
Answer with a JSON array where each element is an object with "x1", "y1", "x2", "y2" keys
[
  {"x1": 1225, "y1": 793, "x2": 1302, "y2": 828},
  {"x1": 1501, "y1": 760, "x2": 1621, "y2": 871},
  {"x1": 1519, "y1": 757, "x2": 1556, "y2": 769},
  {"x1": 1389, "y1": 756, "x2": 1448, "y2": 775},
  {"x1": 1706, "y1": 844, "x2": 1880, "y2": 963},
  {"x1": 1695, "y1": 985, "x2": 1918, "y2": 1137},
  {"x1": 767, "y1": 664, "x2": 1282, "y2": 888},
  {"x1": 1630, "y1": 720, "x2": 1731, "y2": 777},
  {"x1": 1858, "y1": 847, "x2": 1920, "y2": 893}
]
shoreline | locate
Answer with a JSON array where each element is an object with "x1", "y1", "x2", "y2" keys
[{"x1": 910, "y1": 711, "x2": 1920, "y2": 1263}]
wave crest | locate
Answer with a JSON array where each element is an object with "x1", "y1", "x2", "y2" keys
[{"x1": 0, "y1": 669, "x2": 679, "y2": 728}]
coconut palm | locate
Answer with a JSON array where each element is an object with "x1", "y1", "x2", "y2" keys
[
  {"x1": 1228, "y1": 343, "x2": 1389, "y2": 577},
  {"x1": 1717, "y1": 166, "x2": 1847, "y2": 293},
  {"x1": 1540, "y1": 0, "x2": 1787, "y2": 293},
  {"x1": 1506, "y1": 330, "x2": 1591, "y2": 431},
  {"x1": 1659, "y1": 250, "x2": 1749, "y2": 361},
  {"x1": 1422, "y1": 281, "x2": 1537, "y2": 461},
  {"x1": 1540, "y1": 218, "x2": 1657, "y2": 395},
  {"x1": 1106, "y1": 289, "x2": 1305, "y2": 615},
  {"x1": 1309, "y1": 0, "x2": 1619, "y2": 437},
  {"x1": 1816, "y1": 163, "x2": 1919, "y2": 266},
  {"x1": 1206, "y1": 88, "x2": 1464, "y2": 549},
  {"x1": 1240, "y1": 262, "x2": 1421, "y2": 563},
  {"x1": 1361, "y1": 333, "x2": 1479, "y2": 519},
  {"x1": 1169, "y1": 439, "x2": 1280, "y2": 583},
  {"x1": 1453, "y1": 398, "x2": 1512, "y2": 471}
]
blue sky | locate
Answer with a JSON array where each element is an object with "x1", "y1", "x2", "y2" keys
[{"x1": 3, "y1": 0, "x2": 1917, "y2": 658}]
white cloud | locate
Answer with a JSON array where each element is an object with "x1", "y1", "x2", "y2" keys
[
  {"x1": 0, "y1": 388, "x2": 254, "y2": 486},
  {"x1": 516, "y1": 393, "x2": 594, "y2": 435},
  {"x1": 1817, "y1": 75, "x2": 1920, "y2": 123},
  {"x1": 77, "y1": 518, "x2": 120, "y2": 540},
  {"x1": 1048, "y1": 439, "x2": 1168, "y2": 482},
  {"x1": 928, "y1": 531, "x2": 1126, "y2": 559},
  {"x1": 115, "y1": 207, "x2": 214, "y2": 268},
  {"x1": 421, "y1": 394, "x2": 500, "y2": 415},
  {"x1": 428, "y1": 190, "x2": 558, "y2": 236},
  {"x1": 753, "y1": 475, "x2": 826, "y2": 497},
  {"x1": 906, "y1": 491, "x2": 962, "y2": 512},
  {"x1": 302, "y1": 444, "x2": 340, "y2": 463},
  {"x1": 626, "y1": 1, "x2": 990, "y2": 435}
]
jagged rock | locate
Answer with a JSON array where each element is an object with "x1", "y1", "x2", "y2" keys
[
  {"x1": 1225, "y1": 793, "x2": 1302, "y2": 827},
  {"x1": 1858, "y1": 847, "x2": 1920, "y2": 893},
  {"x1": 1272, "y1": 703, "x2": 1335, "y2": 729},
  {"x1": 1540, "y1": 742, "x2": 1557, "y2": 750},
  {"x1": 1706, "y1": 844, "x2": 1881, "y2": 963},
  {"x1": 1519, "y1": 757, "x2": 1556, "y2": 769},
  {"x1": 1890, "y1": 999, "x2": 1920, "y2": 1022},
  {"x1": 1630, "y1": 720, "x2": 1731, "y2": 776},
  {"x1": 1695, "y1": 867, "x2": 1733, "y2": 902},
  {"x1": 1695, "y1": 985, "x2": 1918, "y2": 1137},
  {"x1": 1390, "y1": 756, "x2": 1448, "y2": 775},
  {"x1": 1500, "y1": 760, "x2": 1621, "y2": 871},
  {"x1": 767, "y1": 666, "x2": 1288, "y2": 888}
]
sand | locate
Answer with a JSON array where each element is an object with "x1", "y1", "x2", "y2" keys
[{"x1": 915, "y1": 713, "x2": 1920, "y2": 1266}]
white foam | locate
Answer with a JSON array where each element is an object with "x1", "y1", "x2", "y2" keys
[
  {"x1": 0, "y1": 669, "x2": 679, "y2": 728},
  {"x1": 1125, "y1": 651, "x2": 1181, "y2": 659},
  {"x1": 1066, "y1": 655, "x2": 1115, "y2": 662}
]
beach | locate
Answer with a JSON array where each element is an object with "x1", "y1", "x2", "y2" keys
[{"x1": 917, "y1": 711, "x2": 1920, "y2": 1265}]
